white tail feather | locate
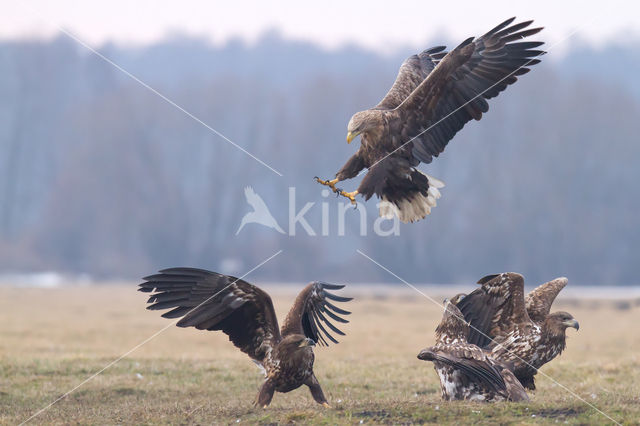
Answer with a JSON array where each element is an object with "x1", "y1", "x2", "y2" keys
[{"x1": 379, "y1": 174, "x2": 445, "y2": 223}]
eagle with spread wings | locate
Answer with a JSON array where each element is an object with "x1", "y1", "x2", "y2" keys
[
  {"x1": 139, "y1": 268, "x2": 352, "y2": 407},
  {"x1": 417, "y1": 300, "x2": 529, "y2": 402},
  {"x1": 315, "y1": 18, "x2": 543, "y2": 223},
  {"x1": 452, "y1": 273, "x2": 579, "y2": 390}
]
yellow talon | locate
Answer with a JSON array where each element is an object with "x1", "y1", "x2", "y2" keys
[
  {"x1": 315, "y1": 177, "x2": 340, "y2": 193},
  {"x1": 338, "y1": 190, "x2": 358, "y2": 205},
  {"x1": 322, "y1": 402, "x2": 332, "y2": 408}
]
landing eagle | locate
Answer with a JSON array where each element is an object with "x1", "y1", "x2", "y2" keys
[
  {"x1": 453, "y1": 273, "x2": 579, "y2": 390},
  {"x1": 316, "y1": 18, "x2": 543, "y2": 223},
  {"x1": 418, "y1": 300, "x2": 529, "y2": 402},
  {"x1": 139, "y1": 268, "x2": 352, "y2": 407}
]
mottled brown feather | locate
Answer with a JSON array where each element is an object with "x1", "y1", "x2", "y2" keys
[
  {"x1": 525, "y1": 277, "x2": 568, "y2": 324},
  {"x1": 418, "y1": 301, "x2": 529, "y2": 402}
]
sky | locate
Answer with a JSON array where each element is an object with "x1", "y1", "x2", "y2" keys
[{"x1": 3, "y1": 1, "x2": 640, "y2": 54}]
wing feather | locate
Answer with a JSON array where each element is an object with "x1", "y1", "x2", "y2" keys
[
  {"x1": 374, "y1": 46, "x2": 447, "y2": 110},
  {"x1": 280, "y1": 281, "x2": 352, "y2": 346},
  {"x1": 454, "y1": 272, "x2": 531, "y2": 348},
  {"x1": 139, "y1": 268, "x2": 280, "y2": 363},
  {"x1": 390, "y1": 18, "x2": 543, "y2": 164},
  {"x1": 525, "y1": 277, "x2": 568, "y2": 324},
  {"x1": 420, "y1": 346, "x2": 507, "y2": 394}
]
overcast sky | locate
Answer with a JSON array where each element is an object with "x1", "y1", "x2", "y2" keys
[{"x1": 4, "y1": 1, "x2": 639, "y2": 54}]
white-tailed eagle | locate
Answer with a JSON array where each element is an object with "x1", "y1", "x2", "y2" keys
[
  {"x1": 453, "y1": 273, "x2": 579, "y2": 390},
  {"x1": 418, "y1": 300, "x2": 529, "y2": 402},
  {"x1": 139, "y1": 268, "x2": 352, "y2": 407},
  {"x1": 315, "y1": 18, "x2": 543, "y2": 223}
]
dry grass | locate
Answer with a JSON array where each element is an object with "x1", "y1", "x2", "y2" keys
[{"x1": 1, "y1": 285, "x2": 639, "y2": 425}]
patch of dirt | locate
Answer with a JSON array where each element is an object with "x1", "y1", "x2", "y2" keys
[{"x1": 533, "y1": 407, "x2": 585, "y2": 418}]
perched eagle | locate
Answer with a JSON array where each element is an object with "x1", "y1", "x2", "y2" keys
[
  {"x1": 315, "y1": 18, "x2": 543, "y2": 223},
  {"x1": 417, "y1": 300, "x2": 529, "y2": 402},
  {"x1": 453, "y1": 273, "x2": 579, "y2": 390},
  {"x1": 139, "y1": 268, "x2": 352, "y2": 407}
]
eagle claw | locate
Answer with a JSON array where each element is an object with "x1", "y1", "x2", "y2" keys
[
  {"x1": 315, "y1": 177, "x2": 340, "y2": 193},
  {"x1": 338, "y1": 189, "x2": 358, "y2": 205}
]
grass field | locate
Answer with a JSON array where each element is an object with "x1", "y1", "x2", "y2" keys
[{"x1": 1, "y1": 284, "x2": 639, "y2": 425}]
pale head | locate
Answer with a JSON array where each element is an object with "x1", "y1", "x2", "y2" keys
[{"x1": 346, "y1": 110, "x2": 384, "y2": 143}]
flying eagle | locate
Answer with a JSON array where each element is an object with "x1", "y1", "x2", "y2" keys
[
  {"x1": 315, "y1": 18, "x2": 543, "y2": 223},
  {"x1": 453, "y1": 273, "x2": 579, "y2": 390},
  {"x1": 417, "y1": 300, "x2": 529, "y2": 402},
  {"x1": 139, "y1": 268, "x2": 352, "y2": 407}
]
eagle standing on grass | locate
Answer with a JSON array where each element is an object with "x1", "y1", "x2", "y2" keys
[
  {"x1": 315, "y1": 18, "x2": 543, "y2": 223},
  {"x1": 139, "y1": 268, "x2": 352, "y2": 408},
  {"x1": 453, "y1": 273, "x2": 579, "y2": 390},
  {"x1": 417, "y1": 300, "x2": 529, "y2": 402}
]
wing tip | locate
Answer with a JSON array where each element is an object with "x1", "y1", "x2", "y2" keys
[
  {"x1": 318, "y1": 281, "x2": 345, "y2": 290},
  {"x1": 158, "y1": 266, "x2": 209, "y2": 275},
  {"x1": 549, "y1": 276, "x2": 569, "y2": 287},
  {"x1": 424, "y1": 45, "x2": 447, "y2": 54},
  {"x1": 477, "y1": 274, "x2": 500, "y2": 285}
]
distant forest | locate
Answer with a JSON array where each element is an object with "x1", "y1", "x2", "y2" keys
[{"x1": 1, "y1": 33, "x2": 639, "y2": 285}]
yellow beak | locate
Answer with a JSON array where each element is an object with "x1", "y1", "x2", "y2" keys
[
  {"x1": 346, "y1": 131, "x2": 359, "y2": 144},
  {"x1": 563, "y1": 319, "x2": 580, "y2": 330},
  {"x1": 299, "y1": 338, "x2": 316, "y2": 347}
]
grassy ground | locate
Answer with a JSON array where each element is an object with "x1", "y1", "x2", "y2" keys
[{"x1": 1, "y1": 284, "x2": 639, "y2": 425}]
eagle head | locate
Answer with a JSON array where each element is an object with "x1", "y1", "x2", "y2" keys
[
  {"x1": 346, "y1": 110, "x2": 384, "y2": 144},
  {"x1": 282, "y1": 334, "x2": 316, "y2": 350},
  {"x1": 547, "y1": 311, "x2": 580, "y2": 333}
]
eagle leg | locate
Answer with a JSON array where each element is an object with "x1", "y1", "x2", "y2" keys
[
  {"x1": 314, "y1": 177, "x2": 340, "y2": 193},
  {"x1": 337, "y1": 190, "x2": 358, "y2": 205},
  {"x1": 255, "y1": 380, "x2": 276, "y2": 408},
  {"x1": 305, "y1": 374, "x2": 330, "y2": 407}
]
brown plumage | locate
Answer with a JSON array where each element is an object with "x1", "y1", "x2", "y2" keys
[
  {"x1": 453, "y1": 273, "x2": 579, "y2": 390},
  {"x1": 138, "y1": 268, "x2": 352, "y2": 407},
  {"x1": 417, "y1": 300, "x2": 529, "y2": 402},
  {"x1": 316, "y1": 17, "x2": 544, "y2": 223}
]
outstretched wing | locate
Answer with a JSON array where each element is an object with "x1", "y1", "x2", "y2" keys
[
  {"x1": 525, "y1": 277, "x2": 568, "y2": 324},
  {"x1": 139, "y1": 268, "x2": 281, "y2": 363},
  {"x1": 454, "y1": 272, "x2": 531, "y2": 348},
  {"x1": 374, "y1": 46, "x2": 447, "y2": 110},
  {"x1": 280, "y1": 282, "x2": 352, "y2": 346},
  {"x1": 395, "y1": 18, "x2": 544, "y2": 163}
]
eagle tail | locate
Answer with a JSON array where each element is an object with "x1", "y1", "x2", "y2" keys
[{"x1": 378, "y1": 171, "x2": 445, "y2": 223}]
